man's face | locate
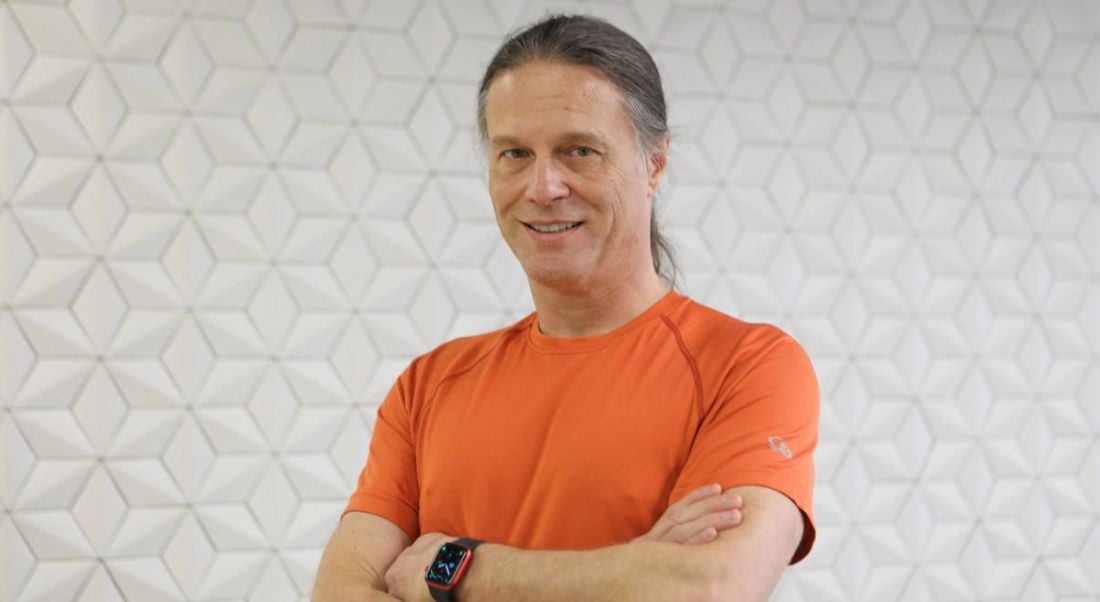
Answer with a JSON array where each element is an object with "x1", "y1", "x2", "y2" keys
[{"x1": 483, "y1": 61, "x2": 666, "y2": 290}]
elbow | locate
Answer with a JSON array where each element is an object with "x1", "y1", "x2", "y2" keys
[{"x1": 690, "y1": 557, "x2": 770, "y2": 602}]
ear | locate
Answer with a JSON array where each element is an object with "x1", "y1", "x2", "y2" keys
[{"x1": 646, "y1": 134, "x2": 670, "y2": 197}]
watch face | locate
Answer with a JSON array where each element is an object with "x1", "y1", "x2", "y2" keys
[{"x1": 426, "y1": 543, "x2": 469, "y2": 586}]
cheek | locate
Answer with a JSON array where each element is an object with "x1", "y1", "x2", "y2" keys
[{"x1": 487, "y1": 179, "x2": 513, "y2": 217}]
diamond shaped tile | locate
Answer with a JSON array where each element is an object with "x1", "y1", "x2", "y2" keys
[
  {"x1": 247, "y1": 555, "x2": 298, "y2": 602},
  {"x1": 281, "y1": 361, "x2": 347, "y2": 408},
  {"x1": 194, "y1": 67, "x2": 267, "y2": 114},
  {"x1": 15, "y1": 457, "x2": 93, "y2": 512},
  {"x1": 280, "y1": 26, "x2": 345, "y2": 71},
  {"x1": 71, "y1": 465, "x2": 127, "y2": 554},
  {"x1": 0, "y1": 6, "x2": 32, "y2": 97},
  {"x1": 15, "y1": 409, "x2": 94, "y2": 457},
  {"x1": 247, "y1": 80, "x2": 296, "y2": 156},
  {"x1": 162, "y1": 317, "x2": 215, "y2": 401},
  {"x1": 71, "y1": 365, "x2": 128, "y2": 454},
  {"x1": 17, "y1": 159, "x2": 88, "y2": 212},
  {"x1": 280, "y1": 167, "x2": 345, "y2": 213},
  {"x1": 0, "y1": 415, "x2": 35, "y2": 510},
  {"x1": 0, "y1": 210, "x2": 33, "y2": 302},
  {"x1": 69, "y1": 0, "x2": 122, "y2": 50},
  {"x1": 193, "y1": 19, "x2": 264, "y2": 67},
  {"x1": 71, "y1": 265, "x2": 128, "y2": 351},
  {"x1": 76, "y1": 565, "x2": 124, "y2": 602},
  {"x1": 162, "y1": 219, "x2": 215, "y2": 302},
  {"x1": 197, "y1": 454, "x2": 267, "y2": 502},
  {"x1": 163, "y1": 416, "x2": 215, "y2": 499},
  {"x1": 195, "y1": 165, "x2": 265, "y2": 213},
  {"x1": 247, "y1": 272, "x2": 298, "y2": 350},
  {"x1": 281, "y1": 73, "x2": 345, "y2": 120},
  {"x1": 406, "y1": 1, "x2": 454, "y2": 72},
  {"x1": 0, "y1": 513, "x2": 34, "y2": 600},
  {"x1": 1019, "y1": 82, "x2": 1054, "y2": 144},
  {"x1": 161, "y1": 24, "x2": 213, "y2": 105},
  {"x1": 247, "y1": 175, "x2": 297, "y2": 253},
  {"x1": 0, "y1": 109, "x2": 34, "y2": 199},
  {"x1": 360, "y1": 31, "x2": 423, "y2": 77},
  {"x1": 14, "y1": 558, "x2": 95, "y2": 601},
  {"x1": 328, "y1": 36, "x2": 374, "y2": 114},
  {"x1": 12, "y1": 257, "x2": 89, "y2": 311},
  {"x1": 161, "y1": 123, "x2": 214, "y2": 202},
  {"x1": 246, "y1": 0, "x2": 294, "y2": 60},
  {"x1": 107, "y1": 557, "x2": 184, "y2": 601},
  {"x1": 70, "y1": 65, "x2": 126, "y2": 151},
  {"x1": 10, "y1": 4, "x2": 88, "y2": 54},
  {"x1": 102, "y1": 13, "x2": 175, "y2": 61},
  {"x1": 198, "y1": 407, "x2": 267, "y2": 453},
  {"x1": 248, "y1": 366, "x2": 299, "y2": 446},
  {"x1": 14, "y1": 106, "x2": 94, "y2": 156},
  {"x1": 70, "y1": 167, "x2": 126, "y2": 254},
  {"x1": 407, "y1": 88, "x2": 454, "y2": 166}
]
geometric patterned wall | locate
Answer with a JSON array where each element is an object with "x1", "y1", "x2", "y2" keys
[{"x1": 1, "y1": 0, "x2": 1097, "y2": 600}]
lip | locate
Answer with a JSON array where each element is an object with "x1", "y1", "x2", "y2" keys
[{"x1": 521, "y1": 220, "x2": 584, "y2": 241}]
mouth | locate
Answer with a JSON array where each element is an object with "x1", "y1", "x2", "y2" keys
[{"x1": 524, "y1": 221, "x2": 583, "y2": 234}]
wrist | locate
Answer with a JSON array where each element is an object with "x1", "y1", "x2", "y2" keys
[
  {"x1": 450, "y1": 542, "x2": 505, "y2": 598},
  {"x1": 426, "y1": 538, "x2": 485, "y2": 602}
]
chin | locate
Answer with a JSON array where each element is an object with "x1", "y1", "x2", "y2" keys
[{"x1": 522, "y1": 261, "x2": 592, "y2": 289}]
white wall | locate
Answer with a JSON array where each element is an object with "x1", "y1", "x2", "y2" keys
[{"x1": 0, "y1": 0, "x2": 1098, "y2": 600}]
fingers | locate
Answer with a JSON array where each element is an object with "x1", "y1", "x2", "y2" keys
[
  {"x1": 683, "y1": 526, "x2": 717, "y2": 545},
  {"x1": 642, "y1": 484, "x2": 723, "y2": 541},
  {"x1": 643, "y1": 485, "x2": 744, "y2": 544},
  {"x1": 664, "y1": 507, "x2": 742, "y2": 544},
  {"x1": 679, "y1": 483, "x2": 723, "y2": 505},
  {"x1": 668, "y1": 488, "x2": 743, "y2": 526}
]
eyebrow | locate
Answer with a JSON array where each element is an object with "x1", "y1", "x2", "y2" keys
[{"x1": 489, "y1": 132, "x2": 608, "y2": 148}]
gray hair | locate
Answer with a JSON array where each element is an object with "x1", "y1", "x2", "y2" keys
[{"x1": 477, "y1": 14, "x2": 678, "y2": 285}]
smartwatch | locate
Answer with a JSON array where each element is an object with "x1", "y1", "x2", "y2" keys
[{"x1": 425, "y1": 538, "x2": 483, "y2": 602}]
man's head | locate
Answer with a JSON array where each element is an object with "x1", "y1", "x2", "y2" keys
[{"x1": 477, "y1": 15, "x2": 676, "y2": 289}]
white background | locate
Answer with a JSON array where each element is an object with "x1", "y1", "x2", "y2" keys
[{"x1": 0, "y1": 0, "x2": 1098, "y2": 600}]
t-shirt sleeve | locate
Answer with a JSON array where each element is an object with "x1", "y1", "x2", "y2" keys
[
  {"x1": 342, "y1": 367, "x2": 420, "y2": 540},
  {"x1": 671, "y1": 328, "x2": 820, "y2": 564}
]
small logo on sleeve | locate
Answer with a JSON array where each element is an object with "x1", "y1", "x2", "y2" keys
[{"x1": 767, "y1": 436, "x2": 793, "y2": 459}]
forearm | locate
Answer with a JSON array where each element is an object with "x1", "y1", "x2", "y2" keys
[
  {"x1": 313, "y1": 561, "x2": 401, "y2": 602},
  {"x1": 313, "y1": 535, "x2": 400, "y2": 602},
  {"x1": 458, "y1": 540, "x2": 727, "y2": 602}
]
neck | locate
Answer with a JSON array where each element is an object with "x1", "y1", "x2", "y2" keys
[{"x1": 529, "y1": 268, "x2": 671, "y2": 338}]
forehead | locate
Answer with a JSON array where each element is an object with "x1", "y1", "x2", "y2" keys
[{"x1": 484, "y1": 61, "x2": 634, "y2": 140}]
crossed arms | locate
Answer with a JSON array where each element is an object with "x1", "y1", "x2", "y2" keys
[{"x1": 312, "y1": 483, "x2": 804, "y2": 602}]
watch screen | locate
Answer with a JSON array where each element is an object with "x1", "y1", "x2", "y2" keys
[{"x1": 426, "y1": 543, "x2": 469, "y2": 586}]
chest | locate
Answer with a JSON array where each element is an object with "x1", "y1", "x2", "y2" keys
[{"x1": 414, "y1": 346, "x2": 702, "y2": 545}]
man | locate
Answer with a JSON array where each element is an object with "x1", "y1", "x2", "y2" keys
[{"x1": 314, "y1": 14, "x2": 818, "y2": 602}]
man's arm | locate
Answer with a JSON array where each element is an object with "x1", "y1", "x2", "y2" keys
[
  {"x1": 313, "y1": 512, "x2": 412, "y2": 601},
  {"x1": 386, "y1": 485, "x2": 803, "y2": 602}
]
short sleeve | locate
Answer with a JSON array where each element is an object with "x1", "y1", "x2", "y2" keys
[
  {"x1": 671, "y1": 329, "x2": 820, "y2": 563},
  {"x1": 343, "y1": 368, "x2": 420, "y2": 540}
]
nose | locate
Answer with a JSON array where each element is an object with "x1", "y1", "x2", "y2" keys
[{"x1": 527, "y1": 157, "x2": 569, "y2": 205}]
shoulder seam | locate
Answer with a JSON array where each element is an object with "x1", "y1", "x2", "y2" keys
[{"x1": 658, "y1": 315, "x2": 705, "y2": 419}]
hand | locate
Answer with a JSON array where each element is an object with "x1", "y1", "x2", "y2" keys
[
  {"x1": 384, "y1": 532, "x2": 455, "y2": 602},
  {"x1": 635, "y1": 483, "x2": 743, "y2": 545}
]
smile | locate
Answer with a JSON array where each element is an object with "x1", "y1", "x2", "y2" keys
[{"x1": 525, "y1": 222, "x2": 583, "y2": 233}]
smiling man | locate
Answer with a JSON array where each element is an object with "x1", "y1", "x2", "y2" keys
[{"x1": 314, "y1": 14, "x2": 819, "y2": 602}]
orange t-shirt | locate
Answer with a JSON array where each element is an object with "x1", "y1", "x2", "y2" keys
[{"x1": 345, "y1": 291, "x2": 819, "y2": 562}]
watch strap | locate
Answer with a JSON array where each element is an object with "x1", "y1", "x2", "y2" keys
[{"x1": 454, "y1": 537, "x2": 483, "y2": 551}]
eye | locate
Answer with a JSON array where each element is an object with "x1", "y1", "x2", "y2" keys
[
  {"x1": 569, "y1": 146, "x2": 596, "y2": 157},
  {"x1": 501, "y1": 149, "x2": 528, "y2": 159}
]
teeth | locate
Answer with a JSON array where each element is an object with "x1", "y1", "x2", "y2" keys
[{"x1": 529, "y1": 222, "x2": 580, "y2": 233}]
